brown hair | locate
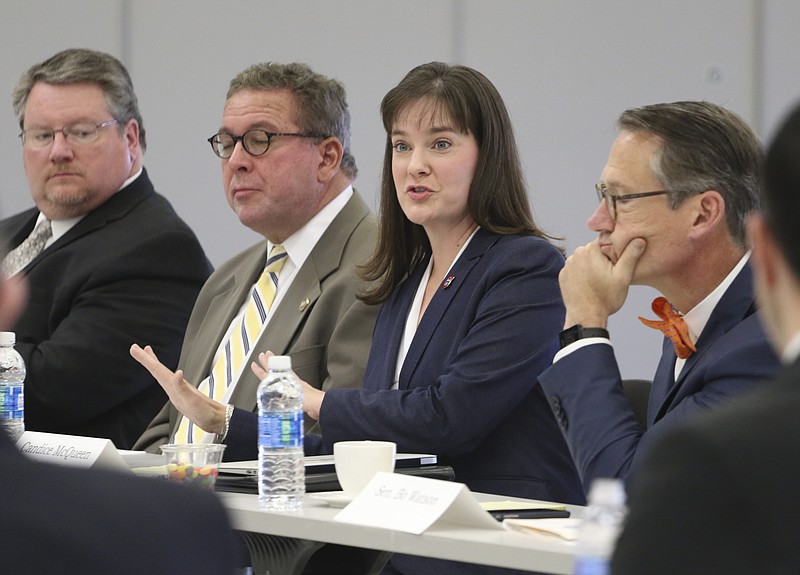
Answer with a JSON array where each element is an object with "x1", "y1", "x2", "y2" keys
[
  {"x1": 618, "y1": 101, "x2": 762, "y2": 247},
  {"x1": 360, "y1": 61, "x2": 556, "y2": 304},
  {"x1": 227, "y1": 62, "x2": 356, "y2": 179},
  {"x1": 13, "y1": 48, "x2": 146, "y2": 150}
]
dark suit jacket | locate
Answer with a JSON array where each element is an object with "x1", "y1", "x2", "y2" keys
[
  {"x1": 0, "y1": 429, "x2": 236, "y2": 573},
  {"x1": 315, "y1": 230, "x2": 583, "y2": 503},
  {"x1": 0, "y1": 169, "x2": 212, "y2": 449},
  {"x1": 134, "y1": 191, "x2": 378, "y2": 460},
  {"x1": 315, "y1": 230, "x2": 584, "y2": 575},
  {"x1": 539, "y1": 262, "x2": 781, "y2": 490},
  {"x1": 612, "y1": 357, "x2": 800, "y2": 575}
]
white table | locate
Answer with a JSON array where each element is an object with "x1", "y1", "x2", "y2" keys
[{"x1": 219, "y1": 491, "x2": 580, "y2": 574}]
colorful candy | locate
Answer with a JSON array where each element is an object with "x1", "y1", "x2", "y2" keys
[{"x1": 166, "y1": 461, "x2": 219, "y2": 489}]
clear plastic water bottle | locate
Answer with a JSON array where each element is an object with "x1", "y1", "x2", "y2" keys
[
  {"x1": 257, "y1": 355, "x2": 304, "y2": 510},
  {"x1": 0, "y1": 331, "x2": 26, "y2": 442},
  {"x1": 574, "y1": 478, "x2": 627, "y2": 575}
]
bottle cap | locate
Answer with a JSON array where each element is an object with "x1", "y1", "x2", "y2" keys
[
  {"x1": 587, "y1": 478, "x2": 626, "y2": 507},
  {"x1": 0, "y1": 332, "x2": 15, "y2": 345},
  {"x1": 269, "y1": 355, "x2": 292, "y2": 370}
]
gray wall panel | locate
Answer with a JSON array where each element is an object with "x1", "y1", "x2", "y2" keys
[{"x1": 0, "y1": 0, "x2": 796, "y2": 379}]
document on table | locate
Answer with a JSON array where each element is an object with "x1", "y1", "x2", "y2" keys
[{"x1": 502, "y1": 517, "x2": 581, "y2": 541}]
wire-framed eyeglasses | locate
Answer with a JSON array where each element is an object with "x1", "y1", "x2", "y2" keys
[
  {"x1": 595, "y1": 182, "x2": 671, "y2": 220},
  {"x1": 20, "y1": 119, "x2": 120, "y2": 148}
]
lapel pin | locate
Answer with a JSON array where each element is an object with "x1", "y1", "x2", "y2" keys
[
  {"x1": 442, "y1": 275, "x2": 455, "y2": 289},
  {"x1": 298, "y1": 298, "x2": 311, "y2": 312}
]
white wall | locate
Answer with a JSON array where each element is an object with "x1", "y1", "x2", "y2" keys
[{"x1": 1, "y1": 0, "x2": 798, "y2": 379}]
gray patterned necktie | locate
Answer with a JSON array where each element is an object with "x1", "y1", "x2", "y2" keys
[{"x1": 1, "y1": 219, "x2": 52, "y2": 277}]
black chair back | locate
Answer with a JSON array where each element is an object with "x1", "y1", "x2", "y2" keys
[{"x1": 622, "y1": 379, "x2": 652, "y2": 428}]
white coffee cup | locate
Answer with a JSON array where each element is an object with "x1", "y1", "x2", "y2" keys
[{"x1": 333, "y1": 440, "x2": 396, "y2": 498}]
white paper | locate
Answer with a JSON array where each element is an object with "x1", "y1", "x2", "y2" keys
[
  {"x1": 503, "y1": 518, "x2": 581, "y2": 541},
  {"x1": 333, "y1": 471, "x2": 502, "y2": 534}
]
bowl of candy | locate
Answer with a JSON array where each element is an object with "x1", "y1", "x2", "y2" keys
[{"x1": 160, "y1": 444, "x2": 226, "y2": 490}]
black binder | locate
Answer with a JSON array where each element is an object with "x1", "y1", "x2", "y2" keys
[{"x1": 215, "y1": 464, "x2": 455, "y2": 494}]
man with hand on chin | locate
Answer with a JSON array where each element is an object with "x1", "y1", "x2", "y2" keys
[
  {"x1": 539, "y1": 101, "x2": 781, "y2": 491},
  {"x1": 612, "y1": 100, "x2": 800, "y2": 575}
]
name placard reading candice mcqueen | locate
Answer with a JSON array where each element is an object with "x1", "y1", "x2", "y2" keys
[{"x1": 16, "y1": 431, "x2": 130, "y2": 471}]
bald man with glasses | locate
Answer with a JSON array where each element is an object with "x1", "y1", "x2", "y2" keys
[{"x1": 538, "y1": 101, "x2": 781, "y2": 492}]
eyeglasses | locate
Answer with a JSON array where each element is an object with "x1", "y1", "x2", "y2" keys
[
  {"x1": 19, "y1": 119, "x2": 120, "y2": 148},
  {"x1": 595, "y1": 183, "x2": 671, "y2": 221},
  {"x1": 207, "y1": 130, "x2": 329, "y2": 159}
]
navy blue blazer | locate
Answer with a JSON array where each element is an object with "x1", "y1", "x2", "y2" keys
[
  {"x1": 315, "y1": 230, "x2": 584, "y2": 575},
  {"x1": 0, "y1": 169, "x2": 212, "y2": 448},
  {"x1": 539, "y1": 262, "x2": 781, "y2": 490},
  {"x1": 312, "y1": 229, "x2": 584, "y2": 505},
  {"x1": 612, "y1": 357, "x2": 800, "y2": 574}
]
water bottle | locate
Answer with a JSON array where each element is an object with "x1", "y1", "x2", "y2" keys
[
  {"x1": 574, "y1": 478, "x2": 627, "y2": 575},
  {"x1": 0, "y1": 332, "x2": 26, "y2": 442},
  {"x1": 257, "y1": 355, "x2": 304, "y2": 510}
]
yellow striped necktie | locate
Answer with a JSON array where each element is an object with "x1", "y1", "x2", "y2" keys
[{"x1": 173, "y1": 244, "x2": 287, "y2": 443}]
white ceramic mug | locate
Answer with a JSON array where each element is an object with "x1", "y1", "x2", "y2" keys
[{"x1": 333, "y1": 440, "x2": 396, "y2": 498}]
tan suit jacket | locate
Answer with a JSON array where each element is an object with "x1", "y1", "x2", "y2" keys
[{"x1": 134, "y1": 190, "x2": 378, "y2": 453}]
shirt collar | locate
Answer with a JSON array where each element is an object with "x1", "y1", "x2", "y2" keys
[
  {"x1": 120, "y1": 167, "x2": 143, "y2": 191},
  {"x1": 269, "y1": 185, "x2": 353, "y2": 268},
  {"x1": 781, "y1": 331, "x2": 800, "y2": 365},
  {"x1": 683, "y1": 252, "x2": 750, "y2": 343},
  {"x1": 40, "y1": 168, "x2": 144, "y2": 247}
]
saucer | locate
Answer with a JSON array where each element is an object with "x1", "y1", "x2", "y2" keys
[{"x1": 310, "y1": 491, "x2": 353, "y2": 508}]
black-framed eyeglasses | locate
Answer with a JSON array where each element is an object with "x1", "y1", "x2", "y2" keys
[
  {"x1": 595, "y1": 182, "x2": 671, "y2": 221},
  {"x1": 207, "y1": 130, "x2": 330, "y2": 159},
  {"x1": 19, "y1": 119, "x2": 120, "y2": 148}
]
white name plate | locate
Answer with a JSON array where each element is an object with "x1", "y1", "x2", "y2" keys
[
  {"x1": 334, "y1": 471, "x2": 502, "y2": 534},
  {"x1": 16, "y1": 431, "x2": 130, "y2": 472}
]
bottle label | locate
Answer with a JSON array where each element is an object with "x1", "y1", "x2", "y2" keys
[
  {"x1": 573, "y1": 556, "x2": 609, "y2": 575},
  {"x1": 259, "y1": 412, "x2": 303, "y2": 449},
  {"x1": 0, "y1": 384, "x2": 24, "y2": 419}
]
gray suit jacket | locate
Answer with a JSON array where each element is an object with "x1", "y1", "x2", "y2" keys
[{"x1": 134, "y1": 191, "x2": 378, "y2": 455}]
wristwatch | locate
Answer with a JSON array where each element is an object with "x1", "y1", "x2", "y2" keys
[{"x1": 559, "y1": 325, "x2": 610, "y2": 349}]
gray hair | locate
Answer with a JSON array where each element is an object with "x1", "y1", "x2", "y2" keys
[
  {"x1": 12, "y1": 48, "x2": 146, "y2": 151},
  {"x1": 618, "y1": 101, "x2": 762, "y2": 247},
  {"x1": 227, "y1": 62, "x2": 356, "y2": 179}
]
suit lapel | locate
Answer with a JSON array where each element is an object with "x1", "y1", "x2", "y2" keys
[
  {"x1": 228, "y1": 191, "x2": 370, "y2": 409},
  {"x1": 24, "y1": 170, "x2": 154, "y2": 273},
  {"x1": 365, "y1": 271, "x2": 416, "y2": 391},
  {"x1": 227, "y1": 261, "x2": 321, "y2": 410},
  {"x1": 398, "y1": 230, "x2": 496, "y2": 389},
  {"x1": 0, "y1": 210, "x2": 38, "y2": 249},
  {"x1": 255, "y1": 190, "x2": 368, "y2": 357},
  {"x1": 648, "y1": 340, "x2": 676, "y2": 424},
  {"x1": 652, "y1": 262, "x2": 757, "y2": 421},
  {"x1": 181, "y1": 246, "x2": 265, "y2": 385}
]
